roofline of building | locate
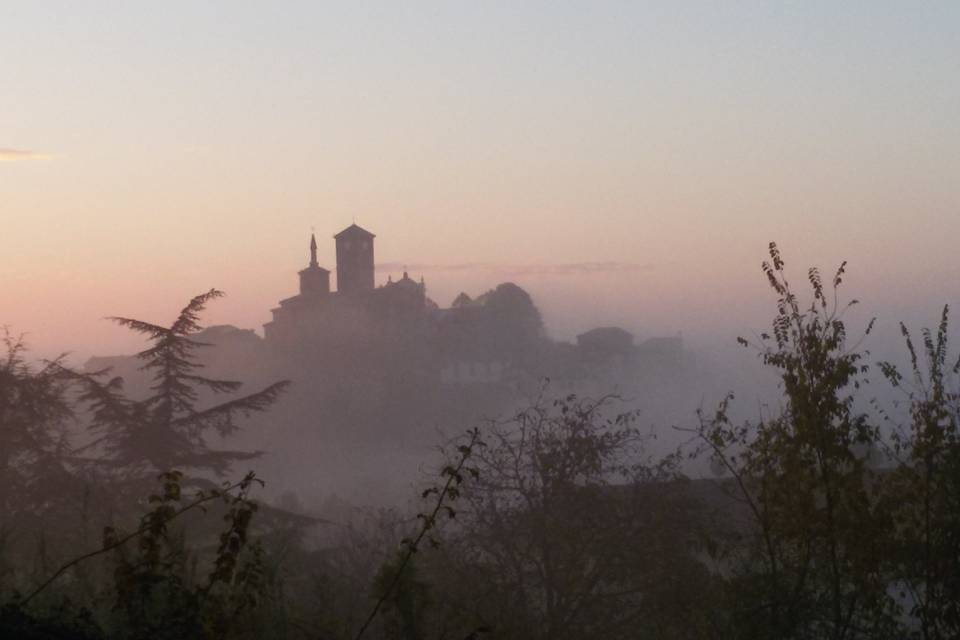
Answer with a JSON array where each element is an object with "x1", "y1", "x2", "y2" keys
[
  {"x1": 333, "y1": 223, "x2": 376, "y2": 239},
  {"x1": 299, "y1": 264, "x2": 330, "y2": 274}
]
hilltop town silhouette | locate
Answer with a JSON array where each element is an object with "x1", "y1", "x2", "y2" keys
[
  {"x1": 84, "y1": 225, "x2": 686, "y2": 500},
  {"x1": 259, "y1": 224, "x2": 681, "y2": 383},
  {"x1": 89, "y1": 223, "x2": 683, "y2": 404}
]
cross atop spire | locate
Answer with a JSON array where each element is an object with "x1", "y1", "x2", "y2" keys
[{"x1": 309, "y1": 232, "x2": 318, "y2": 267}]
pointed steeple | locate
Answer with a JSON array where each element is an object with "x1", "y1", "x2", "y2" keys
[{"x1": 299, "y1": 231, "x2": 330, "y2": 295}]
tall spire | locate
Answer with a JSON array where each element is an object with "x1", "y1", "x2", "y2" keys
[{"x1": 309, "y1": 233, "x2": 318, "y2": 267}]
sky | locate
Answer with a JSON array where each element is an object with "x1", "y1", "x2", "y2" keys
[{"x1": 2, "y1": 1, "x2": 959, "y2": 361}]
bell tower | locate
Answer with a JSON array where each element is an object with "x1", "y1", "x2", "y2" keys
[{"x1": 334, "y1": 223, "x2": 375, "y2": 294}]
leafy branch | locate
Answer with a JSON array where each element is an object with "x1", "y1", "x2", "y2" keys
[
  {"x1": 21, "y1": 470, "x2": 261, "y2": 606},
  {"x1": 353, "y1": 427, "x2": 484, "y2": 640}
]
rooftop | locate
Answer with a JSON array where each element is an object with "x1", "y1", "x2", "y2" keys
[{"x1": 333, "y1": 223, "x2": 376, "y2": 240}]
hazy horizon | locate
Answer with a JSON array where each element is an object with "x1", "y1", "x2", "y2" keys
[
  {"x1": 4, "y1": 6, "x2": 960, "y2": 635},
  {"x1": 4, "y1": 2, "x2": 958, "y2": 361}
]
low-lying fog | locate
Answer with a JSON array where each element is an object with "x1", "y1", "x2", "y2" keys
[{"x1": 14, "y1": 260, "x2": 947, "y2": 511}]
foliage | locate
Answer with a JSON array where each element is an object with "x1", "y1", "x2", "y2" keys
[
  {"x1": 70, "y1": 290, "x2": 290, "y2": 476},
  {"x1": 878, "y1": 307, "x2": 960, "y2": 639},
  {"x1": 469, "y1": 283, "x2": 546, "y2": 363},
  {"x1": 0, "y1": 599, "x2": 103, "y2": 640},
  {"x1": 357, "y1": 427, "x2": 484, "y2": 640},
  {"x1": 8, "y1": 248, "x2": 960, "y2": 639},
  {"x1": 0, "y1": 330, "x2": 75, "y2": 518},
  {"x1": 0, "y1": 331, "x2": 84, "y2": 599},
  {"x1": 370, "y1": 553, "x2": 430, "y2": 640},
  {"x1": 14, "y1": 470, "x2": 270, "y2": 640},
  {"x1": 433, "y1": 391, "x2": 710, "y2": 640},
  {"x1": 689, "y1": 243, "x2": 895, "y2": 638}
]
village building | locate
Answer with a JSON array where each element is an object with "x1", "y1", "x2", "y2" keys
[
  {"x1": 263, "y1": 224, "x2": 428, "y2": 352},
  {"x1": 261, "y1": 224, "x2": 683, "y2": 388}
]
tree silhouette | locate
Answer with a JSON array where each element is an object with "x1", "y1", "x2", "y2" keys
[
  {"x1": 690, "y1": 243, "x2": 895, "y2": 639},
  {"x1": 73, "y1": 290, "x2": 289, "y2": 477},
  {"x1": 879, "y1": 307, "x2": 960, "y2": 640},
  {"x1": 433, "y1": 392, "x2": 707, "y2": 640},
  {"x1": 0, "y1": 330, "x2": 75, "y2": 518}
]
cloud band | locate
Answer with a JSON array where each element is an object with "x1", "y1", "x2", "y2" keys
[
  {"x1": 0, "y1": 148, "x2": 53, "y2": 162},
  {"x1": 376, "y1": 261, "x2": 655, "y2": 276}
]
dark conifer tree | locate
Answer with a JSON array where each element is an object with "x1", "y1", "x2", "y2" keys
[
  {"x1": 73, "y1": 290, "x2": 289, "y2": 477},
  {"x1": 0, "y1": 331, "x2": 75, "y2": 517}
]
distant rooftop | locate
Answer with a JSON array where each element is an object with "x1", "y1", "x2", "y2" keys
[{"x1": 333, "y1": 223, "x2": 375, "y2": 239}]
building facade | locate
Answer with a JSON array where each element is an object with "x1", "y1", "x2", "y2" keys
[{"x1": 263, "y1": 224, "x2": 427, "y2": 351}]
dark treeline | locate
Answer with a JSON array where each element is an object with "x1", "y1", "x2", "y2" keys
[{"x1": 2, "y1": 244, "x2": 959, "y2": 639}]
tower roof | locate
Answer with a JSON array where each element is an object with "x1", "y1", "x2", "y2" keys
[{"x1": 334, "y1": 223, "x2": 375, "y2": 240}]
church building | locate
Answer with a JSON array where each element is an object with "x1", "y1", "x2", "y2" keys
[{"x1": 263, "y1": 224, "x2": 427, "y2": 351}]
